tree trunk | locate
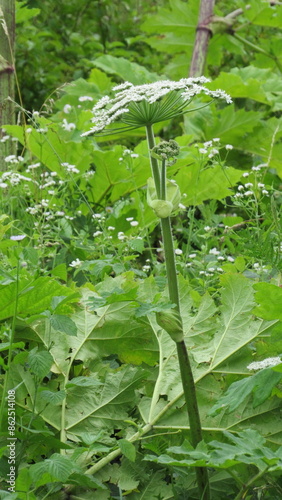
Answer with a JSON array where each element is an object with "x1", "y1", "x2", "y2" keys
[
  {"x1": 189, "y1": 0, "x2": 215, "y2": 77},
  {"x1": 0, "y1": 0, "x2": 15, "y2": 168}
]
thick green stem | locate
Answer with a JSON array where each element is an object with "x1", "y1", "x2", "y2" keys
[
  {"x1": 146, "y1": 125, "x2": 210, "y2": 500},
  {"x1": 160, "y1": 159, "x2": 166, "y2": 201},
  {"x1": 146, "y1": 123, "x2": 161, "y2": 197}
]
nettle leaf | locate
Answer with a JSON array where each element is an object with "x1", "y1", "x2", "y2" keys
[
  {"x1": 67, "y1": 472, "x2": 105, "y2": 490},
  {"x1": 0, "y1": 276, "x2": 76, "y2": 321},
  {"x1": 29, "y1": 453, "x2": 73, "y2": 484},
  {"x1": 118, "y1": 439, "x2": 136, "y2": 462},
  {"x1": 175, "y1": 163, "x2": 242, "y2": 206},
  {"x1": 66, "y1": 376, "x2": 103, "y2": 388},
  {"x1": 142, "y1": 273, "x2": 278, "y2": 436},
  {"x1": 209, "y1": 368, "x2": 282, "y2": 416},
  {"x1": 87, "y1": 146, "x2": 151, "y2": 204},
  {"x1": 145, "y1": 429, "x2": 282, "y2": 471},
  {"x1": 50, "y1": 314, "x2": 77, "y2": 336},
  {"x1": 39, "y1": 390, "x2": 66, "y2": 405},
  {"x1": 93, "y1": 55, "x2": 160, "y2": 85},
  {"x1": 128, "y1": 470, "x2": 173, "y2": 499},
  {"x1": 28, "y1": 348, "x2": 53, "y2": 379},
  {"x1": 63, "y1": 366, "x2": 148, "y2": 437},
  {"x1": 253, "y1": 283, "x2": 282, "y2": 320}
]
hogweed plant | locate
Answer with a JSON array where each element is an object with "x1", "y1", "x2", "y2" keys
[{"x1": 83, "y1": 78, "x2": 232, "y2": 500}]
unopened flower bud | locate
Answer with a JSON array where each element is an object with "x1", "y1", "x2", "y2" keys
[{"x1": 156, "y1": 308, "x2": 184, "y2": 343}]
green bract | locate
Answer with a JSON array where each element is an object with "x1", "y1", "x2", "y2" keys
[
  {"x1": 147, "y1": 177, "x2": 181, "y2": 218},
  {"x1": 156, "y1": 308, "x2": 184, "y2": 343}
]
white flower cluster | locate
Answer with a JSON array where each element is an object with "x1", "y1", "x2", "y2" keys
[
  {"x1": 0, "y1": 171, "x2": 34, "y2": 188},
  {"x1": 82, "y1": 78, "x2": 232, "y2": 136},
  {"x1": 247, "y1": 357, "x2": 281, "y2": 371}
]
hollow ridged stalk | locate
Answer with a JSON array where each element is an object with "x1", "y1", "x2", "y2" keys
[{"x1": 146, "y1": 123, "x2": 210, "y2": 500}]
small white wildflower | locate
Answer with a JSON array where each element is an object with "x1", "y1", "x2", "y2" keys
[
  {"x1": 175, "y1": 249, "x2": 183, "y2": 255},
  {"x1": 216, "y1": 267, "x2": 223, "y2": 272},
  {"x1": 186, "y1": 262, "x2": 192, "y2": 267},
  {"x1": 0, "y1": 135, "x2": 10, "y2": 143},
  {"x1": 242, "y1": 172, "x2": 249, "y2": 178},
  {"x1": 245, "y1": 182, "x2": 253, "y2": 188},
  {"x1": 27, "y1": 162, "x2": 41, "y2": 170},
  {"x1": 199, "y1": 148, "x2": 207, "y2": 154},
  {"x1": 199, "y1": 271, "x2": 205, "y2": 275},
  {"x1": 253, "y1": 263, "x2": 260, "y2": 269},
  {"x1": 203, "y1": 141, "x2": 213, "y2": 147},
  {"x1": 178, "y1": 203, "x2": 186, "y2": 210},
  {"x1": 79, "y1": 96, "x2": 93, "y2": 102},
  {"x1": 69, "y1": 258, "x2": 83, "y2": 268},
  {"x1": 63, "y1": 104, "x2": 72, "y2": 114},
  {"x1": 262, "y1": 189, "x2": 269, "y2": 195},
  {"x1": 130, "y1": 153, "x2": 139, "y2": 158},
  {"x1": 247, "y1": 357, "x2": 281, "y2": 371},
  {"x1": 227, "y1": 256, "x2": 235, "y2": 262},
  {"x1": 244, "y1": 190, "x2": 254, "y2": 197},
  {"x1": 126, "y1": 217, "x2": 134, "y2": 221},
  {"x1": 258, "y1": 183, "x2": 265, "y2": 188},
  {"x1": 213, "y1": 138, "x2": 220, "y2": 142},
  {"x1": 10, "y1": 234, "x2": 26, "y2": 241},
  {"x1": 209, "y1": 267, "x2": 215, "y2": 272},
  {"x1": 209, "y1": 247, "x2": 220, "y2": 256},
  {"x1": 37, "y1": 128, "x2": 48, "y2": 134},
  {"x1": 130, "y1": 221, "x2": 139, "y2": 227},
  {"x1": 252, "y1": 166, "x2": 261, "y2": 171},
  {"x1": 225, "y1": 144, "x2": 233, "y2": 150},
  {"x1": 119, "y1": 157, "x2": 123, "y2": 161},
  {"x1": 93, "y1": 231, "x2": 103, "y2": 237},
  {"x1": 204, "y1": 226, "x2": 211, "y2": 231},
  {"x1": 26, "y1": 207, "x2": 38, "y2": 215},
  {"x1": 62, "y1": 119, "x2": 76, "y2": 131},
  {"x1": 118, "y1": 231, "x2": 125, "y2": 240},
  {"x1": 107, "y1": 226, "x2": 115, "y2": 231},
  {"x1": 238, "y1": 185, "x2": 244, "y2": 191},
  {"x1": 217, "y1": 256, "x2": 225, "y2": 261},
  {"x1": 92, "y1": 213, "x2": 102, "y2": 219},
  {"x1": 56, "y1": 211, "x2": 65, "y2": 216},
  {"x1": 26, "y1": 128, "x2": 32, "y2": 133},
  {"x1": 234, "y1": 193, "x2": 243, "y2": 198},
  {"x1": 142, "y1": 265, "x2": 151, "y2": 271},
  {"x1": 189, "y1": 253, "x2": 197, "y2": 258},
  {"x1": 5, "y1": 155, "x2": 17, "y2": 163},
  {"x1": 0, "y1": 182, "x2": 8, "y2": 188}
]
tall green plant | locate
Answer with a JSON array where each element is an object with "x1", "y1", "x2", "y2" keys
[{"x1": 81, "y1": 77, "x2": 232, "y2": 499}]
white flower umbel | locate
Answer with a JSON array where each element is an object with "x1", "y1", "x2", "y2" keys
[
  {"x1": 247, "y1": 357, "x2": 282, "y2": 371},
  {"x1": 81, "y1": 78, "x2": 232, "y2": 136}
]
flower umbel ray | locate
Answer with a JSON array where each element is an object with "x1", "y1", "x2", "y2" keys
[{"x1": 81, "y1": 78, "x2": 232, "y2": 137}]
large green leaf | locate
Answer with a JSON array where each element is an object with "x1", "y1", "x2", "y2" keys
[
  {"x1": 253, "y1": 282, "x2": 282, "y2": 320},
  {"x1": 4, "y1": 122, "x2": 92, "y2": 174},
  {"x1": 0, "y1": 277, "x2": 77, "y2": 321},
  {"x1": 145, "y1": 429, "x2": 282, "y2": 470},
  {"x1": 92, "y1": 55, "x2": 160, "y2": 85}
]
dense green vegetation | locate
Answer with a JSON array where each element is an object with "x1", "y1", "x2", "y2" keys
[{"x1": 1, "y1": 0, "x2": 282, "y2": 498}]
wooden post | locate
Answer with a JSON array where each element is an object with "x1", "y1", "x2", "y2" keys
[
  {"x1": 189, "y1": 0, "x2": 215, "y2": 77},
  {"x1": 0, "y1": 0, "x2": 15, "y2": 168}
]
